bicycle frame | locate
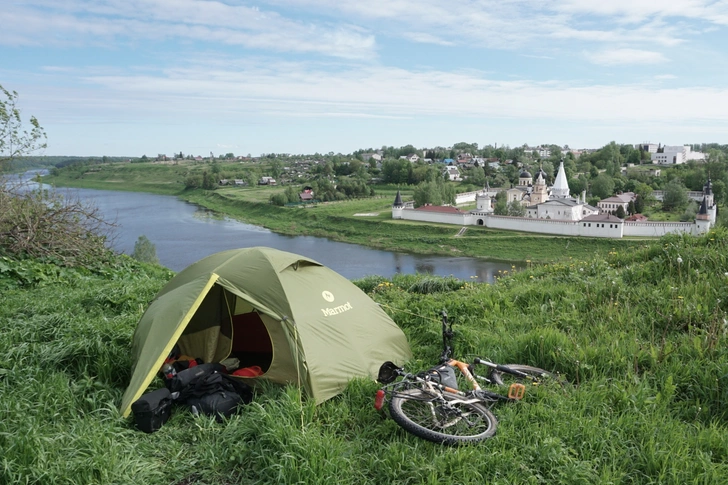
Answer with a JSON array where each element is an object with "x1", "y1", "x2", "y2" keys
[
  {"x1": 438, "y1": 310, "x2": 527, "y2": 400},
  {"x1": 374, "y1": 362, "x2": 504, "y2": 412}
]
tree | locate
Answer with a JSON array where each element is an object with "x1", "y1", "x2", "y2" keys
[
  {"x1": 269, "y1": 159, "x2": 282, "y2": 179},
  {"x1": 627, "y1": 200, "x2": 635, "y2": 215},
  {"x1": 131, "y1": 235, "x2": 159, "y2": 264},
  {"x1": 1, "y1": 85, "x2": 47, "y2": 172},
  {"x1": 507, "y1": 200, "x2": 526, "y2": 217},
  {"x1": 568, "y1": 176, "x2": 586, "y2": 196},
  {"x1": 413, "y1": 181, "x2": 443, "y2": 207},
  {"x1": 466, "y1": 166, "x2": 486, "y2": 186},
  {"x1": 284, "y1": 185, "x2": 298, "y2": 203},
  {"x1": 712, "y1": 179, "x2": 726, "y2": 205},
  {"x1": 269, "y1": 193, "x2": 287, "y2": 206},
  {"x1": 615, "y1": 205, "x2": 626, "y2": 219},
  {"x1": 184, "y1": 174, "x2": 203, "y2": 189},
  {"x1": 493, "y1": 191, "x2": 508, "y2": 215},
  {"x1": 662, "y1": 179, "x2": 689, "y2": 211},
  {"x1": 590, "y1": 174, "x2": 615, "y2": 200},
  {"x1": 201, "y1": 171, "x2": 216, "y2": 190}
]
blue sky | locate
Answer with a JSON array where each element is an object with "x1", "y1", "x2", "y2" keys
[{"x1": 2, "y1": 0, "x2": 727, "y2": 157}]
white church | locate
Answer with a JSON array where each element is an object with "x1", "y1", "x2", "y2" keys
[{"x1": 392, "y1": 161, "x2": 716, "y2": 239}]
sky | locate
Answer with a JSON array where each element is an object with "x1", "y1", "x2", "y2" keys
[{"x1": 2, "y1": 0, "x2": 728, "y2": 157}]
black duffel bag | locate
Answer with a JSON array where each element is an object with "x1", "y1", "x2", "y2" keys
[
  {"x1": 166, "y1": 363, "x2": 226, "y2": 395},
  {"x1": 186, "y1": 390, "x2": 245, "y2": 421},
  {"x1": 131, "y1": 387, "x2": 173, "y2": 433}
]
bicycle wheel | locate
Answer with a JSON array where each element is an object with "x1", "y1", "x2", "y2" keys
[
  {"x1": 489, "y1": 364, "x2": 561, "y2": 386},
  {"x1": 388, "y1": 388, "x2": 497, "y2": 445}
]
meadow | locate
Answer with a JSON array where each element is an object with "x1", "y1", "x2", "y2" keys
[{"x1": 2, "y1": 228, "x2": 728, "y2": 484}]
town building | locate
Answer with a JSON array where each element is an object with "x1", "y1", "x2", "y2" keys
[{"x1": 651, "y1": 145, "x2": 706, "y2": 165}]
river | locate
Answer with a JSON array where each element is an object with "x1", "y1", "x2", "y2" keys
[{"x1": 12, "y1": 171, "x2": 519, "y2": 281}]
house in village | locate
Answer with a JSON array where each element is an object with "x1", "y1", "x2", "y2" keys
[
  {"x1": 597, "y1": 193, "x2": 636, "y2": 214},
  {"x1": 399, "y1": 154, "x2": 420, "y2": 163},
  {"x1": 299, "y1": 186, "x2": 315, "y2": 203},
  {"x1": 444, "y1": 166, "x2": 462, "y2": 181}
]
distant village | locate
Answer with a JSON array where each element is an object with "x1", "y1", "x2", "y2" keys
[{"x1": 150, "y1": 142, "x2": 708, "y2": 189}]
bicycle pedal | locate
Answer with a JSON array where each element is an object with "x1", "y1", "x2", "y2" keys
[{"x1": 508, "y1": 383, "x2": 526, "y2": 400}]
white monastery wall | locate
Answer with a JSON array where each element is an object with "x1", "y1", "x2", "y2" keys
[
  {"x1": 623, "y1": 221, "x2": 696, "y2": 237},
  {"x1": 399, "y1": 211, "x2": 470, "y2": 225}
]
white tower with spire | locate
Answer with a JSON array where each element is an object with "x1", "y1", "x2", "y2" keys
[
  {"x1": 476, "y1": 183, "x2": 493, "y2": 212},
  {"x1": 551, "y1": 160, "x2": 570, "y2": 199},
  {"x1": 392, "y1": 190, "x2": 404, "y2": 219}
]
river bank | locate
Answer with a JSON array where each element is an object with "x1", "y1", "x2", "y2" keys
[{"x1": 42, "y1": 164, "x2": 648, "y2": 263}]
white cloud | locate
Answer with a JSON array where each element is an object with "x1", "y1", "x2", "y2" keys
[
  {"x1": 27, "y1": 60, "x2": 723, "y2": 127},
  {"x1": 589, "y1": 48, "x2": 669, "y2": 66},
  {"x1": 556, "y1": 0, "x2": 728, "y2": 25},
  {"x1": 3, "y1": 0, "x2": 723, "y2": 60},
  {"x1": 400, "y1": 32, "x2": 454, "y2": 46},
  {"x1": 0, "y1": 1, "x2": 376, "y2": 59}
]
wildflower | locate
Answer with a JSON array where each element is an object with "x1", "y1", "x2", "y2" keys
[
  {"x1": 530, "y1": 275, "x2": 534, "y2": 279},
  {"x1": 677, "y1": 256, "x2": 683, "y2": 264},
  {"x1": 678, "y1": 296, "x2": 684, "y2": 299}
]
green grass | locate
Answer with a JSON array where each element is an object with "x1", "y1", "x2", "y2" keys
[{"x1": 3, "y1": 229, "x2": 728, "y2": 483}]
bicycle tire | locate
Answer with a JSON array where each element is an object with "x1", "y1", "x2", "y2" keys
[
  {"x1": 388, "y1": 388, "x2": 497, "y2": 445},
  {"x1": 489, "y1": 364, "x2": 561, "y2": 386}
]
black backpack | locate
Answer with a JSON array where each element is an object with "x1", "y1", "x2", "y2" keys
[{"x1": 167, "y1": 363, "x2": 253, "y2": 419}]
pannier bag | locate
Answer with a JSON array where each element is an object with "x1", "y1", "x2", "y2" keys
[
  {"x1": 420, "y1": 364, "x2": 459, "y2": 390},
  {"x1": 131, "y1": 387, "x2": 173, "y2": 433}
]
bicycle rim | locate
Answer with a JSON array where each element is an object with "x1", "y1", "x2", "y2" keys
[{"x1": 388, "y1": 388, "x2": 497, "y2": 445}]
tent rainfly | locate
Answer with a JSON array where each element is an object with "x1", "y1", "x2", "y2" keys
[{"x1": 120, "y1": 247, "x2": 412, "y2": 417}]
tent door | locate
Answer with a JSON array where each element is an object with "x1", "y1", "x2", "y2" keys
[{"x1": 229, "y1": 311, "x2": 273, "y2": 372}]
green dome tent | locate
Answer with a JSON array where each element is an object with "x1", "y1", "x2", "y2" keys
[{"x1": 120, "y1": 247, "x2": 411, "y2": 417}]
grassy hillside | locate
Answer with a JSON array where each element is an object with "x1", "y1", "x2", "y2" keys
[{"x1": 2, "y1": 229, "x2": 728, "y2": 484}]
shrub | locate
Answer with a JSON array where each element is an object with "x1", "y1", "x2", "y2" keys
[{"x1": 0, "y1": 181, "x2": 115, "y2": 266}]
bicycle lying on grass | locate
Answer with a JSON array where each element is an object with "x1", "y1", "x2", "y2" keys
[{"x1": 374, "y1": 310, "x2": 562, "y2": 445}]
